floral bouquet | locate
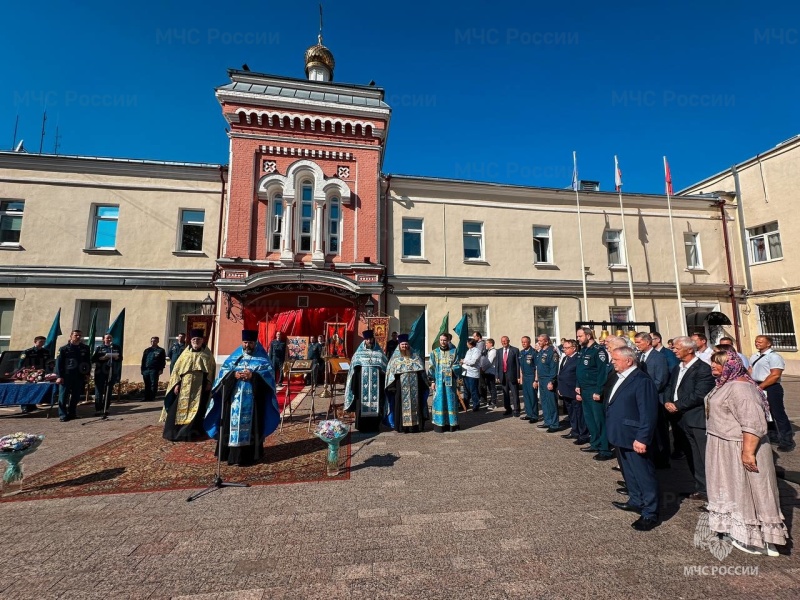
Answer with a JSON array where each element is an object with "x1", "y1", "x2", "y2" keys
[
  {"x1": 0, "y1": 432, "x2": 45, "y2": 486},
  {"x1": 313, "y1": 420, "x2": 349, "y2": 477}
]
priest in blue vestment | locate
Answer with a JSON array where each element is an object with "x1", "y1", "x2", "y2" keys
[
  {"x1": 344, "y1": 330, "x2": 388, "y2": 432},
  {"x1": 385, "y1": 334, "x2": 429, "y2": 433},
  {"x1": 204, "y1": 329, "x2": 281, "y2": 466}
]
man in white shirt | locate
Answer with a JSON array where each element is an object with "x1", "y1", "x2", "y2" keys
[
  {"x1": 461, "y1": 339, "x2": 483, "y2": 412},
  {"x1": 691, "y1": 333, "x2": 713, "y2": 365},
  {"x1": 750, "y1": 335, "x2": 794, "y2": 451}
]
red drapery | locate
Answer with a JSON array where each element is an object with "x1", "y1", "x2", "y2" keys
[{"x1": 254, "y1": 308, "x2": 357, "y2": 349}]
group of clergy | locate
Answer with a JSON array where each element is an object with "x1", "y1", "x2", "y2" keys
[
  {"x1": 344, "y1": 330, "x2": 460, "y2": 434},
  {"x1": 160, "y1": 328, "x2": 280, "y2": 466}
]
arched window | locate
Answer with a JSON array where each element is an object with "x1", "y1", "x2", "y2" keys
[
  {"x1": 298, "y1": 181, "x2": 314, "y2": 253},
  {"x1": 268, "y1": 194, "x2": 283, "y2": 251},
  {"x1": 328, "y1": 196, "x2": 340, "y2": 255}
]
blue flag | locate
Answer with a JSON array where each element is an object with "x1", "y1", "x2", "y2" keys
[
  {"x1": 407, "y1": 310, "x2": 426, "y2": 358},
  {"x1": 453, "y1": 314, "x2": 468, "y2": 361},
  {"x1": 44, "y1": 308, "x2": 62, "y2": 358},
  {"x1": 107, "y1": 308, "x2": 125, "y2": 351}
]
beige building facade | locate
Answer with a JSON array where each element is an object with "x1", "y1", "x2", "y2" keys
[
  {"x1": 0, "y1": 152, "x2": 224, "y2": 380},
  {"x1": 386, "y1": 175, "x2": 739, "y2": 350},
  {"x1": 681, "y1": 134, "x2": 800, "y2": 374}
]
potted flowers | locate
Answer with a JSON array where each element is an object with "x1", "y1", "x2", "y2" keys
[
  {"x1": 313, "y1": 420, "x2": 349, "y2": 476},
  {"x1": 0, "y1": 432, "x2": 45, "y2": 489}
]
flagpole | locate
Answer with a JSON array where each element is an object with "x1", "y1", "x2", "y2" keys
[
  {"x1": 572, "y1": 152, "x2": 589, "y2": 321},
  {"x1": 664, "y1": 156, "x2": 687, "y2": 336},
  {"x1": 615, "y1": 156, "x2": 636, "y2": 321}
]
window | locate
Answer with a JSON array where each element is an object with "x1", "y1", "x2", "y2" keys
[
  {"x1": 298, "y1": 183, "x2": 313, "y2": 253},
  {"x1": 463, "y1": 221, "x2": 484, "y2": 261},
  {"x1": 178, "y1": 209, "x2": 205, "y2": 252},
  {"x1": 609, "y1": 306, "x2": 631, "y2": 323},
  {"x1": 328, "y1": 197, "x2": 340, "y2": 255},
  {"x1": 0, "y1": 200, "x2": 24, "y2": 246},
  {"x1": 169, "y1": 301, "x2": 203, "y2": 344},
  {"x1": 76, "y1": 300, "x2": 111, "y2": 348},
  {"x1": 747, "y1": 222, "x2": 782, "y2": 264},
  {"x1": 0, "y1": 299, "x2": 15, "y2": 353},
  {"x1": 684, "y1": 232, "x2": 702, "y2": 269},
  {"x1": 463, "y1": 305, "x2": 488, "y2": 337},
  {"x1": 90, "y1": 205, "x2": 119, "y2": 249},
  {"x1": 402, "y1": 218, "x2": 424, "y2": 258},
  {"x1": 399, "y1": 305, "x2": 426, "y2": 349},
  {"x1": 534, "y1": 306, "x2": 557, "y2": 339},
  {"x1": 533, "y1": 226, "x2": 552, "y2": 264},
  {"x1": 604, "y1": 230, "x2": 625, "y2": 266},
  {"x1": 269, "y1": 195, "x2": 283, "y2": 251},
  {"x1": 758, "y1": 302, "x2": 797, "y2": 351}
]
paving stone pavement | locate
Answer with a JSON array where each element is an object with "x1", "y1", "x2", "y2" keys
[{"x1": 1, "y1": 380, "x2": 800, "y2": 599}]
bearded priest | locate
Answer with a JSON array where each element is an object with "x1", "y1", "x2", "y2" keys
[{"x1": 344, "y1": 330, "x2": 388, "y2": 432}]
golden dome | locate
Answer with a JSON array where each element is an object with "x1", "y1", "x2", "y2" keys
[{"x1": 305, "y1": 35, "x2": 335, "y2": 79}]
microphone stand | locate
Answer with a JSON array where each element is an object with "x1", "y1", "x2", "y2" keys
[
  {"x1": 82, "y1": 345, "x2": 122, "y2": 426},
  {"x1": 187, "y1": 359, "x2": 249, "y2": 502}
]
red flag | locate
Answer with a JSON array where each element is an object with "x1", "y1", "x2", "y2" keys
[{"x1": 664, "y1": 156, "x2": 673, "y2": 196}]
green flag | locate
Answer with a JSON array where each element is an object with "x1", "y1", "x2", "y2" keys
[
  {"x1": 44, "y1": 308, "x2": 62, "y2": 358},
  {"x1": 107, "y1": 308, "x2": 125, "y2": 351},
  {"x1": 86, "y1": 308, "x2": 98, "y2": 350},
  {"x1": 432, "y1": 313, "x2": 449, "y2": 349},
  {"x1": 407, "y1": 310, "x2": 426, "y2": 358},
  {"x1": 453, "y1": 314, "x2": 469, "y2": 360}
]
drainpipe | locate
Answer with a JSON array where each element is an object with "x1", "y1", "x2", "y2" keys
[
  {"x1": 717, "y1": 199, "x2": 742, "y2": 352},
  {"x1": 212, "y1": 165, "x2": 227, "y2": 356},
  {"x1": 382, "y1": 175, "x2": 392, "y2": 315},
  {"x1": 730, "y1": 165, "x2": 753, "y2": 292}
]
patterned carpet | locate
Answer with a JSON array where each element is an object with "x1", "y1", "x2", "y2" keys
[{"x1": 0, "y1": 421, "x2": 350, "y2": 503}]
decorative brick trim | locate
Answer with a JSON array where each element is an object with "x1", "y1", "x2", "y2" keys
[{"x1": 259, "y1": 146, "x2": 354, "y2": 161}]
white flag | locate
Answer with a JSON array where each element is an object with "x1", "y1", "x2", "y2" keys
[{"x1": 614, "y1": 155, "x2": 623, "y2": 191}]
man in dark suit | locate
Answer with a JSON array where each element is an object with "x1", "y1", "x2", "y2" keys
[
  {"x1": 606, "y1": 346, "x2": 660, "y2": 531},
  {"x1": 664, "y1": 336, "x2": 715, "y2": 501},
  {"x1": 494, "y1": 336, "x2": 520, "y2": 416},
  {"x1": 634, "y1": 332, "x2": 671, "y2": 468},
  {"x1": 554, "y1": 339, "x2": 587, "y2": 443}
]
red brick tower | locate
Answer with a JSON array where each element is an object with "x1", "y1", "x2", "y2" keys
[{"x1": 213, "y1": 32, "x2": 391, "y2": 356}]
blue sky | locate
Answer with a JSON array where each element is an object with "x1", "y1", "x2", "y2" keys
[{"x1": 2, "y1": 0, "x2": 798, "y2": 193}]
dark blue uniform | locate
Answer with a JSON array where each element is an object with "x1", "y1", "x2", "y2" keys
[
  {"x1": 576, "y1": 342, "x2": 611, "y2": 456},
  {"x1": 536, "y1": 346, "x2": 560, "y2": 429},
  {"x1": 307, "y1": 341, "x2": 324, "y2": 384},
  {"x1": 141, "y1": 345, "x2": 166, "y2": 402},
  {"x1": 519, "y1": 346, "x2": 538, "y2": 421},
  {"x1": 269, "y1": 339, "x2": 287, "y2": 384},
  {"x1": 92, "y1": 343, "x2": 122, "y2": 413},
  {"x1": 55, "y1": 342, "x2": 91, "y2": 421},
  {"x1": 167, "y1": 341, "x2": 186, "y2": 373}
]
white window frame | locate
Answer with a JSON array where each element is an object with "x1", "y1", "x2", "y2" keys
[
  {"x1": 604, "y1": 229, "x2": 626, "y2": 267},
  {"x1": 0, "y1": 299, "x2": 15, "y2": 353},
  {"x1": 462, "y1": 221, "x2": 484, "y2": 262},
  {"x1": 327, "y1": 196, "x2": 341, "y2": 256},
  {"x1": 401, "y1": 217, "x2": 424, "y2": 259},
  {"x1": 177, "y1": 208, "x2": 205, "y2": 252},
  {"x1": 0, "y1": 199, "x2": 24, "y2": 247},
  {"x1": 533, "y1": 306, "x2": 558, "y2": 340},
  {"x1": 167, "y1": 300, "x2": 204, "y2": 345},
  {"x1": 75, "y1": 299, "x2": 112, "y2": 348},
  {"x1": 89, "y1": 204, "x2": 120, "y2": 250},
  {"x1": 684, "y1": 232, "x2": 703, "y2": 269},
  {"x1": 747, "y1": 221, "x2": 782, "y2": 265},
  {"x1": 463, "y1": 305, "x2": 489, "y2": 338},
  {"x1": 297, "y1": 181, "x2": 314, "y2": 253},
  {"x1": 268, "y1": 193, "x2": 284, "y2": 252},
  {"x1": 532, "y1": 225, "x2": 553, "y2": 264}
]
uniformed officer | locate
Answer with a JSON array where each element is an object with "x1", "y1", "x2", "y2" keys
[
  {"x1": 519, "y1": 336, "x2": 539, "y2": 423},
  {"x1": 750, "y1": 335, "x2": 795, "y2": 452},
  {"x1": 55, "y1": 330, "x2": 92, "y2": 422},
  {"x1": 269, "y1": 331, "x2": 287, "y2": 387},
  {"x1": 141, "y1": 336, "x2": 166, "y2": 402},
  {"x1": 535, "y1": 334, "x2": 562, "y2": 432},
  {"x1": 19, "y1": 336, "x2": 51, "y2": 413},
  {"x1": 307, "y1": 334, "x2": 325, "y2": 385},
  {"x1": 167, "y1": 333, "x2": 186, "y2": 374},
  {"x1": 91, "y1": 333, "x2": 123, "y2": 416},
  {"x1": 575, "y1": 327, "x2": 613, "y2": 460}
]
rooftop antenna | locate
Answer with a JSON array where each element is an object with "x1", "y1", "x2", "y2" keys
[
  {"x1": 318, "y1": 3, "x2": 323, "y2": 44},
  {"x1": 38, "y1": 111, "x2": 47, "y2": 154},
  {"x1": 12, "y1": 115, "x2": 19, "y2": 150},
  {"x1": 53, "y1": 124, "x2": 61, "y2": 155}
]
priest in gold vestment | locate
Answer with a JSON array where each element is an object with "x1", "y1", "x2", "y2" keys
[{"x1": 161, "y1": 329, "x2": 216, "y2": 441}]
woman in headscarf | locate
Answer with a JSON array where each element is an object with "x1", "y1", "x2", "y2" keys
[{"x1": 705, "y1": 349, "x2": 788, "y2": 556}]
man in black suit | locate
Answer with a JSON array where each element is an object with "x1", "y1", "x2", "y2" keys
[
  {"x1": 664, "y1": 336, "x2": 715, "y2": 501},
  {"x1": 554, "y1": 339, "x2": 587, "y2": 443},
  {"x1": 494, "y1": 336, "x2": 521, "y2": 416},
  {"x1": 606, "y1": 346, "x2": 660, "y2": 531},
  {"x1": 634, "y1": 332, "x2": 671, "y2": 468}
]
